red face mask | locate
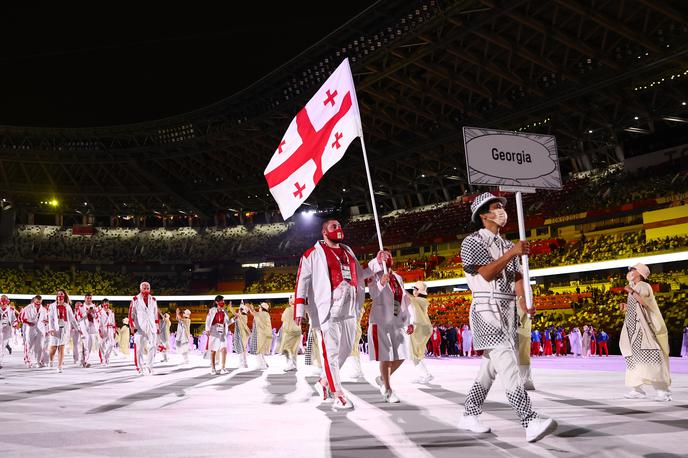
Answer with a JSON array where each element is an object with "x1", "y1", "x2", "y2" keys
[
  {"x1": 325, "y1": 228, "x2": 344, "y2": 242},
  {"x1": 142, "y1": 291, "x2": 150, "y2": 297},
  {"x1": 217, "y1": 301, "x2": 225, "y2": 308}
]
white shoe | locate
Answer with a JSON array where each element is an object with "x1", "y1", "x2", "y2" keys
[
  {"x1": 136, "y1": 369, "x2": 144, "y2": 376},
  {"x1": 526, "y1": 417, "x2": 557, "y2": 443},
  {"x1": 459, "y1": 415, "x2": 491, "y2": 433},
  {"x1": 145, "y1": 367, "x2": 154, "y2": 376},
  {"x1": 55, "y1": 367, "x2": 62, "y2": 373},
  {"x1": 384, "y1": 390, "x2": 400, "y2": 403},
  {"x1": 655, "y1": 390, "x2": 672, "y2": 402},
  {"x1": 219, "y1": 368, "x2": 229, "y2": 375},
  {"x1": 412, "y1": 376, "x2": 426, "y2": 384},
  {"x1": 423, "y1": 374, "x2": 434, "y2": 383},
  {"x1": 375, "y1": 376, "x2": 386, "y2": 395},
  {"x1": 332, "y1": 395, "x2": 354, "y2": 411},
  {"x1": 210, "y1": 368, "x2": 217, "y2": 375},
  {"x1": 284, "y1": 360, "x2": 297, "y2": 372},
  {"x1": 624, "y1": 387, "x2": 646, "y2": 399}
]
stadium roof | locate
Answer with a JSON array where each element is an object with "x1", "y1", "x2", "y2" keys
[{"x1": 1, "y1": 0, "x2": 687, "y2": 220}]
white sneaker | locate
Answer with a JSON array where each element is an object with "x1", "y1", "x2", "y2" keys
[
  {"x1": 219, "y1": 368, "x2": 229, "y2": 375},
  {"x1": 55, "y1": 367, "x2": 62, "y2": 373},
  {"x1": 332, "y1": 395, "x2": 354, "y2": 411},
  {"x1": 284, "y1": 360, "x2": 297, "y2": 372},
  {"x1": 423, "y1": 374, "x2": 435, "y2": 383},
  {"x1": 210, "y1": 368, "x2": 217, "y2": 375},
  {"x1": 459, "y1": 415, "x2": 491, "y2": 433},
  {"x1": 136, "y1": 368, "x2": 144, "y2": 376},
  {"x1": 525, "y1": 417, "x2": 557, "y2": 443},
  {"x1": 375, "y1": 376, "x2": 386, "y2": 395},
  {"x1": 624, "y1": 387, "x2": 646, "y2": 399},
  {"x1": 412, "y1": 376, "x2": 426, "y2": 384},
  {"x1": 384, "y1": 390, "x2": 400, "y2": 403},
  {"x1": 145, "y1": 367, "x2": 154, "y2": 376},
  {"x1": 655, "y1": 390, "x2": 672, "y2": 402}
]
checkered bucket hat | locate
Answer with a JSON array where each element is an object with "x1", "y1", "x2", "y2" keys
[{"x1": 470, "y1": 192, "x2": 507, "y2": 225}]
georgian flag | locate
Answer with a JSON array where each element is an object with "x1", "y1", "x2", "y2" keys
[{"x1": 264, "y1": 58, "x2": 363, "y2": 220}]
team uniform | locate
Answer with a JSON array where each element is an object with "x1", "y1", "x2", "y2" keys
[
  {"x1": 20, "y1": 302, "x2": 47, "y2": 367},
  {"x1": 295, "y1": 240, "x2": 371, "y2": 409},
  {"x1": 0, "y1": 305, "x2": 18, "y2": 367},
  {"x1": 99, "y1": 307, "x2": 117, "y2": 365},
  {"x1": 129, "y1": 293, "x2": 160, "y2": 375}
]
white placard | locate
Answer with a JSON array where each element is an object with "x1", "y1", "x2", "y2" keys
[{"x1": 463, "y1": 126, "x2": 562, "y2": 189}]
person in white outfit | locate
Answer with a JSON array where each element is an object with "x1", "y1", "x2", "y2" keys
[
  {"x1": 459, "y1": 192, "x2": 556, "y2": 443},
  {"x1": 205, "y1": 295, "x2": 231, "y2": 375},
  {"x1": 0, "y1": 295, "x2": 18, "y2": 369},
  {"x1": 98, "y1": 299, "x2": 117, "y2": 366},
  {"x1": 82, "y1": 294, "x2": 101, "y2": 366},
  {"x1": 20, "y1": 295, "x2": 47, "y2": 368},
  {"x1": 129, "y1": 282, "x2": 160, "y2": 375},
  {"x1": 47, "y1": 289, "x2": 79, "y2": 373},
  {"x1": 368, "y1": 252, "x2": 415, "y2": 403},
  {"x1": 73, "y1": 301, "x2": 93, "y2": 367},
  {"x1": 294, "y1": 219, "x2": 376, "y2": 410}
]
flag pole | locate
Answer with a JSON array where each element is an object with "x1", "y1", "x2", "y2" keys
[{"x1": 359, "y1": 136, "x2": 388, "y2": 273}]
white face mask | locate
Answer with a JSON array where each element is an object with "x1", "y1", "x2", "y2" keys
[
  {"x1": 487, "y1": 208, "x2": 508, "y2": 227},
  {"x1": 626, "y1": 271, "x2": 635, "y2": 284}
]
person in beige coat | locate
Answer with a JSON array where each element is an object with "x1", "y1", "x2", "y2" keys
[
  {"x1": 409, "y1": 281, "x2": 434, "y2": 384},
  {"x1": 620, "y1": 263, "x2": 671, "y2": 402},
  {"x1": 278, "y1": 295, "x2": 302, "y2": 372}
]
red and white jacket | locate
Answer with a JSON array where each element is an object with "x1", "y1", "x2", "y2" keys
[
  {"x1": 294, "y1": 241, "x2": 371, "y2": 330},
  {"x1": 20, "y1": 303, "x2": 47, "y2": 332},
  {"x1": 0, "y1": 306, "x2": 18, "y2": 331},
  {"x1": 47, "y1": 302, "x2": 78, "y2": 335},
  {"x1": 99, "y1": 308, "x2": 117, "y2": 337},
  {"x1": 128, "y1": 294, "x2": 159, "y2": 336}
]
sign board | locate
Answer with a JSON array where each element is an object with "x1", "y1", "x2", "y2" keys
[{"x1": 462, "y1": 127, "x2": 562, "y2": 189}]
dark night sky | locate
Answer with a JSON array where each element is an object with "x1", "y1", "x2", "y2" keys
[{"x1": 0, "y1": 2, "x2": 375, "y2": 128}]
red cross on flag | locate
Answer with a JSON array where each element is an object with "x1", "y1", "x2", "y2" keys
[{"x1": 264, "y1": 58, "x2": 363, "y2": 219}]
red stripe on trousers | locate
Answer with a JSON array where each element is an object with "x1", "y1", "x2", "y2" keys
[
  {"x1": 133, "y1": 343, "x2": 139, "y2": 370},
  {"x1": 372, "y1": 324, "x2": 379, "y2": 361},
  {"x1": 320, "y1": 330, "x2": 336, "y2": 392}
]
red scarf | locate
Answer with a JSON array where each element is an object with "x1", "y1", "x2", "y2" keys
[
  {"x1": 57, "y1": 304, "x2": 67, "y2": 321},
  {"x1": 212, "y1": 309, "x2": 225, "y2": 325},
  {"x1": 321, "y1": 242, "x2": 358, "y2": 290},
  {"x1": 389, "y1": 273, "x2": 403, "y2": 304}
]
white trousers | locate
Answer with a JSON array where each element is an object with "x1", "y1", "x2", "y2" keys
[
  {"x1": 134, "y1": 331, "x2": 156, "y2": 371},
  {"x1": 24, "y1": 326, "x2": 43, "y2": 366},
  {"x1": 463, "y1": 342, "x2": 538, "y2": 428},
  {"x1": 318, "y1": 317, "x2": 356, "y2": 394},
  {"x1": 0, "y1": 327, "x2": 12, "y2": 365},
  {"x1": 100, "y1": 330, "x2": 115, "y2": 364}
]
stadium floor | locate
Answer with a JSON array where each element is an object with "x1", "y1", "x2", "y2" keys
[{"x1": 0, "y1": 349, "x2": 686, "y2": 457}]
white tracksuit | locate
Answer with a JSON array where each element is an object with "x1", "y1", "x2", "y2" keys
[
  {"x1": 20, "y1": 304, "x2": 47, "y2": 367},
  {"x1": 205, "y1": 307, "x2": 231, "y2": 352},
  {"x1": 0, "y1": 306, "x2": 18, "y2": 365},
  {"x1": 295, "y1": 241, "x2": 371, "y2": 394},
  {"x1": 367, "y1": 260, "x2": 415, "y2": 362},
  {"x1": 73, "y1": 303, "x2": 91, "y2": 365},
  {"x1": 47, "y1": 302, "x2": 78, "y2": 346},
  {"x1": 129, "y1": 294, "x2": 159, "y2": 372},
  {"x1": 99, "y1": 308, "x2": 117, "y2": 365}
]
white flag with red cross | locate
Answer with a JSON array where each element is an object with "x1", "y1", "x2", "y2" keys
[{"x1": 264, "y1": 58, "x2": 363, "y2": 220}]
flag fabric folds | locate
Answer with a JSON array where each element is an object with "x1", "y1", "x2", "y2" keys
[{"x1": 264, "y1": 58, "x2": 362, "y2": 220}]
